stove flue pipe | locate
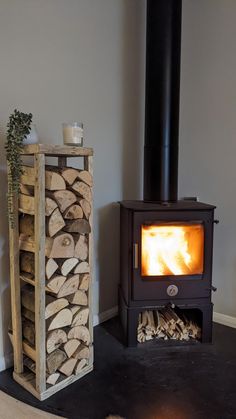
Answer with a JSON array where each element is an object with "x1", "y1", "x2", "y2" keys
[{"x1": 144, "y1": 0, "x2": 182, "y2": 202}]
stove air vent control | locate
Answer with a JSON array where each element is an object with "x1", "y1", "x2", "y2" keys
[{"x1": 167, "y1": 284, "x2": 178, "y2": 297}]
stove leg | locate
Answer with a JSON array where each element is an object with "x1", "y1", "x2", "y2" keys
[{"x1": 201, "y1": 303, "x2": 213, "y2": 343}]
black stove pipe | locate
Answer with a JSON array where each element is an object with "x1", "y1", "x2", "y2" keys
[{"x1": 144, "y1": 0, "x2": 182, "y2": 202}]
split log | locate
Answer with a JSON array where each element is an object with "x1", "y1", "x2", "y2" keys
[
  {"x1": 59, "y1": 358, "x2": 77, "y2": 377},
  {"x1": 21, "y1": 166, "x2": 66, "y2": 190},
  {"x1": 20, "y1": 252, "x2": 34, "y2": 275},
  {"x1": 46, "y1": 276, "x2": 67, "y2": 295},
  {"x1": 72, "y1": 308, "x2": 89, "y2": 327},
  {"x1": 19, "y1": 193, "x2": 58, "y2": 216},
  {"x1": 78, "y1": 198, "x2": 91, "y2": 220},
  {"x1": 46, "y1": 349, "x2": 67, "y2": 374},
  {"x1": 72, "y1": 181, "x2": 92, "y2": 202},
  {"x1": 70, "y1": 306, "x2": 81, "y2": 316},
  {"x1": 75, "y1": 359, "x2": 87, "y2": 375},
  {"x1": 68, "y1": 326, "x2": 90, "y2": 345},
  {"x1": 67, "y1": 290, "x2": 88, "y2": 306},
  {"x1": 45, "y1": 171, "x2": 66, "y2": 191},
  {"x1": 46, "y1": 208, "x2": 65, "y2": 237},
  {"x1": 22, "y1": 307, "x2": 35, "y2": 323},
  {"x1": 57, "y1": 275, "x2": 80, "y2": 298},
  {"x1": 46, "y1": 258, "x2": 59, "y2": 280},
  {"x1": 19, "y1": 215, "x2": 34, "y2": 236},
  {"x1": 72, "y1": 344, "x2": 90, "y2": 360},
  {"x1": 64, "y1": 219, "x2": 91, "y2": 234},
  {"x1": 46, "y1": 329, "x2": 68, "y2": 354},
  {"x1": 61, "y1": 168, "x2": 80, "y2": 185},
  {"x1": 45, "y1": 298, "x2": 69, "y2": 320},
  {"x1": 63, "y1": 339, "x2": 80, "y2": 358},
  {"x1": 23, "y1": 356, "x2": 36, "y2": 373},
  {"x1": 64, "y1": 204, "x2": 83, "y2": 220},
  {"x1": 19, "y1": 194, "x2": 34, "y2": 215},
  {"x1": 79, "y1": 274, "x2": 90, "y2": 291},
  {"x1": 58, "y1": 258, "x2": 79, "y2": 276},
  {"x1": 74, "y1": 235, "x2": 88, "y2": 260},
  {"x1": 77, "y1": 170, "x2": 93, "y2": 187},
  {"x1": 46, "y1": 373, "x2": 60, "y2": 386},
  {"x1": 22, "y1": 320, "x2": 35, "y2": 346},
  {"x1": 47, "y1": 308, "x2": 72, "y2": 331},
  {"x1": 22, "y1": 285, "x2": 55, "y2": 313},
  {"x1": 20, "y1": 184, "x2": 34, "y2": 196},
  {"x1": 45, "y1": 197, "x2": 58, "y2": 216},
  {"x1": 47, "y1": 233, "x2": 75, "y2": 259},
  {"x1": 74, "y1": 261, "x2": 90, "y2": 274},
  {"x1": 47, "y1": 190, "x2": 77, "y2": 213}
]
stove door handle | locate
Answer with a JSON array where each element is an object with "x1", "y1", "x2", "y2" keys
[{"x1": 133, "y1": 243, "x2": 139, "y2": 269}]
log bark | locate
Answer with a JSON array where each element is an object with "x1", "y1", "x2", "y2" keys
[
  {"x1": 74, "y1": 261, "x2": 90, "y2": 274},
  {"x1": 67, "y1": 290, "x2": 88, "y2": 306},
  {"x1": 22, "y1": 285, "x2": 55, "y2": 313},
  {"x1": 58, "y1": 258, "x2": 79, "y2": 276},
  {"x1": 68, "y1": 326, "x2": 90, "y2": 345},
  {"x1": 20, "y1": 252, "x2": 34, "y2": 275},
  {"x1": 47, "y1": 190, "x2": 77, "y2": 213},
  {"x1": 64, "y1": 219, "x2": 91, "y2": 234},
  {"x1": 63, "y1": 339, "x2": 80, "y2": 358},
  {"x1": 46, "y1": 329, "x2": 68, "y2": 354},
  {"x1": 46, "y1": 208, "x2": 65, "y2": 237},
  {"x1": 72, "y1": 181, "x2": 92, "y2": 202},
  {"x1": 46, "y1": 349, "x2": 67, "y2": 374},
  {"x1": 46, "y1": 276, "x2": 67, "y2": 295},
  {"x1": 59, "y1": 358, "x2": 77, "y2": 377},
  {"x1": 20, "y1": 184, "x2": 34, "y2": 196},
  {"x1": 46, "y1": 258, "x2": 59, "y2": 280},
  {"x1": 47, "y1": 308, "x2": 73, "y2": 331},
  {"x1": 45, "y1": 298, "x2": 69, "y2": 320},
  {"x1": 22, "y1": 307, "x2": 35, "y2": 323},
  {"x1": 57, "y1": 275, "x2": 80, "y2": 298},
  {"x1": 74, "y1": 235, "x2": 88, "y2": 260},
  {"x1": 72, "y1": 308, "x2": 89, "y2": 327},
  {"x1": 72, "y1": 344, "x2": 90, "y2": 360},
  {"x1": 22, "y1": 320, "x2": 35, "y2": 346},
  {"x1": 75, "y1": 359, "x2": 87, "y2": 375},
  {"x1": 19, "y1": 215, "x2": 34, "y2": 236},
  {"x1": 63, "y1": 204, "x2": 83, "y2": 220},
  {"x1": 78, "y1": 198, "x2": 91, "y2": 220}
]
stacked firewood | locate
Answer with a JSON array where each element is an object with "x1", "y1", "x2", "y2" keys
[
  {"x1": 18, "y1": 165, "x2": 92, "y2": 386},
  {"x1": 137, "y1": 306, "x2": 201, "y2": 343}
]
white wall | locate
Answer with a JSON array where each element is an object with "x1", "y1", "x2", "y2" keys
[{"x1": 0, "y1": 0, "x2": 236, "y2": 369}]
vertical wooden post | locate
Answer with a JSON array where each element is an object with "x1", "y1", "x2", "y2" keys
[
  {"x1": 34, "y1": 153, "x2": 46, "y2": 393},
  {"x1": 58, "y1": 157, "x2": 67, "y2": 167},
  {"x1": 8, "y1": 167, "x2": 23, "y2": 373},
  {"x1": 84, "y1": 155, "x2": 94, "y2": 346}
]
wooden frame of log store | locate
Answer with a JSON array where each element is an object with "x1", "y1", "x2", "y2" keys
[{"x1": 8, "y1": 144, "x2": 94, "y2": 400}]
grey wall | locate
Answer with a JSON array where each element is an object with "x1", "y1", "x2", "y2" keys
[
  {"x1": 0, "y1": 0, "x2": 235, "y2": 369},
  {"x1": 180, "y1": 0, "x2": 236, "y2": 317}
]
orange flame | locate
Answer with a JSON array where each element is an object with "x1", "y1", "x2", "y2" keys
[{"x1": 141, "y1": 224, "x2": 204, "y2": 276}]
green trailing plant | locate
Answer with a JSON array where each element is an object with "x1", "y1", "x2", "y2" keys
[{"x1": 5, "y1": 109, "x2": 32, "y2": 227}]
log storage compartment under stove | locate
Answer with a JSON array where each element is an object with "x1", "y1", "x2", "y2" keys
[
  {"x1": 8, "y1": 144, "x2": 93, "y2": 400},
  {"x1": 119, "y1": 0, "x2": 217, "y2": 346}
]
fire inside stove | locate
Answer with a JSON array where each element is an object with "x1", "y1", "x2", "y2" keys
[{"x1": 141, "y1": 223, "x2": 204, "y2": 276}]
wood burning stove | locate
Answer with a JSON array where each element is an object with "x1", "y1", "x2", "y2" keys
[{"x1": 119, "y1": 0, "x2": 217, "y2": 346}]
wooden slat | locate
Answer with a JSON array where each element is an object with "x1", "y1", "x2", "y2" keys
[
  {"x1": 21, "y1": 144, "x2": 93, "y2": 157},
  {"x1": 7, "y1": 167, "x2": 23, "y2": 374},
  {"x1": 84, "y1": 155, "x2": 94, "y2": 348},
  {"x1": 34, "y1": 153, "x2": 46, "y2": 393},
  {"x1": 58, "y1": 157, "x2": 67, "y2": 167}
]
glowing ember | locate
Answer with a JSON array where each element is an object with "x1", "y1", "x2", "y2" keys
[{"x1": 141, "y1": 224, "x2": 204, "y2": 276}]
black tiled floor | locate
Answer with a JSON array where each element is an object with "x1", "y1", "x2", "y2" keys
[{"x1": 0, "y1": 318, "x2": 236, "y2": 419}]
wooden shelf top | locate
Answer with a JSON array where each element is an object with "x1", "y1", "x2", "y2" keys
[{"x1": 20, "y1": 144, "x2": 93, "y2": 157}]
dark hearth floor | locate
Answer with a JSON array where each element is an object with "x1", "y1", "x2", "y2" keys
[{"x1": 0, "y1": 318, "x2": 236, "y2": 419}]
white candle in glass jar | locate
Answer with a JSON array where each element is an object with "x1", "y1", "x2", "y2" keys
[{"x1": 62, "y1": 122, "x2": 83, "y2": 146}]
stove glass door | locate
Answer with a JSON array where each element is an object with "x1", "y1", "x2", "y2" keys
[{"x1": 141, "y1": 223, "x2": 204, "y2": 276}]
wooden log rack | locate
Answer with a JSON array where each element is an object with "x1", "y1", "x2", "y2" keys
[{"x1": 8, "y1": 144, "x2": 94, "y2": 400}]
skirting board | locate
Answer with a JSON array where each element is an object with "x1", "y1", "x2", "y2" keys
[
  {"x1": 93, "y1": 306, "x2": 118, "y2": 326},
  {"x1": 213, "y1": 312, "x2": 236, "y2": 329}
]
